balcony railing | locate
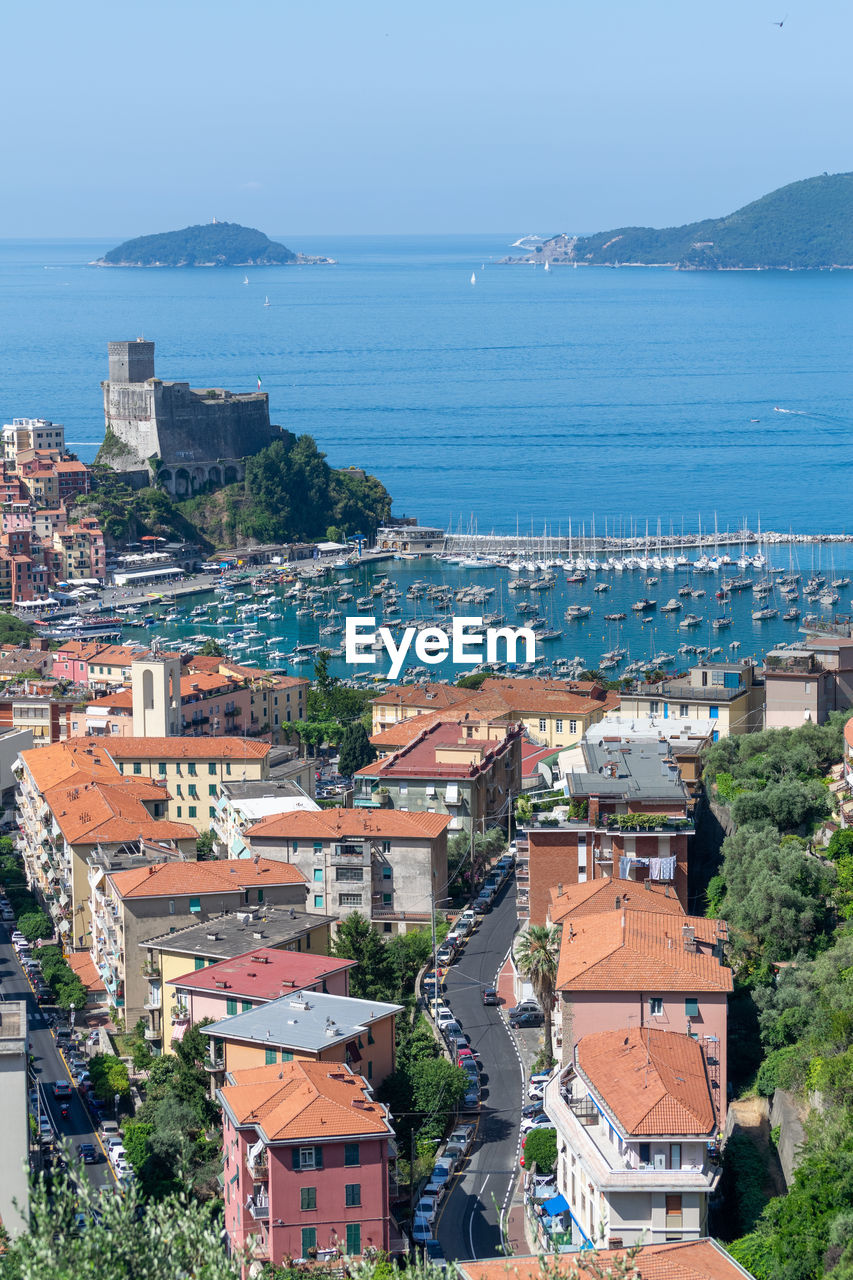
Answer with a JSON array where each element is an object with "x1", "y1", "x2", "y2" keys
[
  {"x1": 246, "y1": 1151, "x2": 269, "y2": 1178},
  {"x1": 248, "y1": 1197, "x2": 269, "y2": 1221},
  {"x1": 205, "y1": 1054, "x2": 225, "y2": 1074}
]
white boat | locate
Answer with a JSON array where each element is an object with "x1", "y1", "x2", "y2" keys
[
  {"x1": 263, "y1": 296, "x2": 271, "y2": 307},
  {"x1": 544, "y1": 260, "x2": 550, "y2": 272},
  {"x1": 470, "y1": 272, "x2": 476, "y2": 285},
  {"x1": 243, "y1": 276, "x2": 249, "y2": 285}
]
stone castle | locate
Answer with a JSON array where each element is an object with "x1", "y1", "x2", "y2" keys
[{"x1": 101, "y1": 339, "x2": 282, "y2": 496}]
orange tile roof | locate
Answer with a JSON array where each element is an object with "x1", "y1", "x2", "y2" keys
[
  {"x1": 86, "y1": 690, "x2": 133, "y2": 710},
  {"x1": 66, "y1": 951, "x2": 106, "y2": 993},
  {"x1": 45, "y1": 778, "x2": 197, "y2": 846},
  {"x1": 458, "y1": 1240, "x2": 753, "y2": 1280},
  {"x1": 86, "y1": 645, "x2": 150, "y2": 666},
  {"x1": 180, "y1": 672, "x2": 239, "y2": 696},
  {"x1": 577, "y1": 1028, "x2": 716, "y2": 1136},
  {"x1": 556, "y1": 909, "x2": 732, "y2": 993},
  {"x1": 549, "y1": 878, "x2": 686, "y2": 924},
  {"x1": 372, "y1": 683, "x2": 475, "y2": 711},
  {"x1": 246, "y1": 806, "x2": 451, "y2": 841},
  {"x1": 369, "y1": 702, "x2": 515, "y2": 749},
  {"x1": 220, "y1": 1059, "x2": 394, "y2": 1141},
  {"x1": 170, "y1": 946, "x2": 355, "y2": 1000},
  {"x1": 109, "y1": 856, "x2": 306, "y2": 900},
  {"x1": 20, "y1": 739, "x2": 120, "y2": 792},
  {"x1": 107, "y1": 737, "x2": 270, "y2": 760},
  {"x1": 50, "y1": 641, "x2": 106, "y2": 661}
]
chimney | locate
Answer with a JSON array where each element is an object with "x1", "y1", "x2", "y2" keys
[
  {"x1": 682, "y1": 924, "x2": 696, "y2": 952},
  {"x1": 557, "y1": 883, "x2": 563, "y2": 897},
  {"x1": 615, "y1": 896, "x2": 621, "y2": 910}
]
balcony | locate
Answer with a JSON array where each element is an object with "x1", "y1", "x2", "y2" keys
[
  {"x1": 144, "y1": 1027, "x2": 161, "y2": 1042},
  {"x1": 248, "y1": 1196, "x2": 270, "y2": 1221},
  {"x1": 246, "y1": 1151, "x2": 269, "y2": 1179},
  {"x1": 205, "y1": 1053, "x2": 226, "y2": 1074},
  {"x1": 331, "y1": 844, "x2": 371, "y2": 865}
]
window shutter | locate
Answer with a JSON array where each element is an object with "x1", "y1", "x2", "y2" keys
[
  {"x1": 314, "y1": 1145, "x2": 324, "y2": 1169},
  {"x1": 292, "y1": 1147, "x2": 300, "y2": 1171}
]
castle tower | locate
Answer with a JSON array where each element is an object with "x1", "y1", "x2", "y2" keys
[
  {"x1": 131, "y1": 655, "x2": 181, "y2": 737},
  {"x1": 108, "y1": 339, "x2": 155, "y2": 384}
]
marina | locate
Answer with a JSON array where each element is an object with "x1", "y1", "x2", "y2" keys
[{"x1": 54, "y1": 537, "x2": 853, "y2": 685}]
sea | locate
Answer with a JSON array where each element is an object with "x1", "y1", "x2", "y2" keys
[{"x1": 2, "y1": 233, "x2": 853, "y2": 678}]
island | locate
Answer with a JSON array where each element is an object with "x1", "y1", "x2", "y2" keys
[
  {"x1": 501, "y1": 172, "x2": 853, "y2": 270},
  {"x1": 95, "y1": 220, "x2": 334, "y2": 267}
]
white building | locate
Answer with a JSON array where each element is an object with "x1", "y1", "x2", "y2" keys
[
  {"x1": 542, "y1": 1027, "x2": 721, "y2": 1250},
  {"x1": 0, "y1": 1001, "x2": 30, "y2": 1235},
  {"x1": 2, "y1": 417, "x2": 65, "y2": 464}
]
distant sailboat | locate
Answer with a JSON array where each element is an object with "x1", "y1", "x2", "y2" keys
[
  {"x1": 470, "y1": 272, "x2": 476, "y2": 285},
  {"x1": 243, "y1": 276, "x2": 249, "y2": 285},
  {"x1": 544, "y1": 260, "x2": 550, "y2": 272},
  {"x1": 263, "y1": 296, "x2": 271, "y2": 307}
]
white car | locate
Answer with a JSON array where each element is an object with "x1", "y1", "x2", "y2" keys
[
  {"x1": 435, "y1": 1007, "x2": 455, "y2": 1029},
  {"x1": 411, "y1": 1216, "x2": 434, "y2": 1244},
  {"x1": 415, "y1": 1195, "x2": 439, "y2": 1223},
  {"x1": 431, "y1": 1157, "x2": 454, "y2": 1185},
  {"x1": 528, "y1": 1082, "x2": 546, "y2": 1102},
  {"x1": 108, "y1": 1143, "x2": 126, "y2": 1165},
  {"x1": 449, "y1": 1124, "x2": 475, "y2": 1152},
  {"x1": 521, "y1": 1114, "x2": 552, "y2": 1135}
]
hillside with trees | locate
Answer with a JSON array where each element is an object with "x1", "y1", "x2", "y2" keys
[
  {"x1": 96, "y1": 220, "x2": 332, "y2": 266},
  {"x1": 702, "y1": 714, "x2": 853, "y2": 1279},
  {"x1": 518, "y1": 173, "x2": 853, "y2": 269}
]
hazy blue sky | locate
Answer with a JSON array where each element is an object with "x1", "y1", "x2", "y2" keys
[{"x1": 4, "y1": 0, "x2": 851, "y2": 237}]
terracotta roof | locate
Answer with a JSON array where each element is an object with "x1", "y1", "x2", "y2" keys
[
  {"x1": 45, "y1": 777, "x2": 197, "y2": 846},
  {"x1": 66, "y1": 951, "x2": 106, "y2": 993},
  {"x1": 549, "y1": 877, "x2": 686, "y2": 924},
  {"x1": 371, "y1": 683, "x2": 475, "y2": 711},
  {"x1": 355, "y1": 719, "x2": 521, "y2": 781},
  {"x1": 184, "y1": 655, "x2": 223, "y2": 673},
  {"x1": 556, "y1": 909, "x2": 732, "y2": 993},
  {"x1": 50, "y1": 641, "x2": 105, "y2": 661},
  {"x1": 246, "y1": 806, "x2": 451, "y2": 841},
  {"x1": 170, "y1": 946, "x2": 355, "y2": 1000},
  {"x1": 86, "y1": 690, "x2": 133, "y2": 710},
  {"x1": 20, "y1": 739, "x2": 120, "y2": 792},
  {"x1": 577, "y1": 1028, "x2": 716, "y2": 1136},
  {"x1": 109, "y1": 857, "x2": 306, "y2": 900},
  {"x1": 220, "y1": 1059, "x2": 394, "y2": 1142},
  {"x1": 107, "y1": 737, "x2": 271, "y2": 760},
  {"x1": 458, "y1": 1240, "x2": 755, "y2": 1280},
  {"x1": 180, "y1": 672, "x2": 240, "y2": 697},
  {"x1": 86, "y1": 645, "x2": 150, "y2": 667}
]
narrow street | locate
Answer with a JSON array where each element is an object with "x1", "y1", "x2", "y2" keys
[
  {"x1": 435, "y1": 882, "x2": 523, "y2": 1261},
  {"x1": 0, "y1": 923, "x2": 116, "y2": 1193}
]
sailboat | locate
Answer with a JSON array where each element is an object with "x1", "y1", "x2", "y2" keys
[
  {"x1": 470, "y1": 272, "x2": 476, "y2": 286},
  {"x1": 243, "y1": 276, "x2": 249, "y2": 285},
  {"x1": 263, "y1": 296, "x2": 271, "y2": 307},
  {"x1": 544, "y1": 260, "x2": 550, "y2": 272}
]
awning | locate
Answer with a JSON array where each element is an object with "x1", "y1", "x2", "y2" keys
[
  {"x1": 58, "y1": 920, "x2": 70, "y2": 934},
  {"x1": 445, "y1": 783, "x2": 460, "y2": 804},
  {"x1": 171, "y1": 1021, "x2": 188, "y2": 1043},
  {"x1": 543, "y1": 1195, "x2": 569, "y2": 1217}
]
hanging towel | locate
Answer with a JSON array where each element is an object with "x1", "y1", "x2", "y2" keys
[
  {"x1": 649, "y1": 857, "x2": 662, "y2": 880},
  {"x1": 619, "y1": 856, "x2": 631, "y2": 880},
  {"x1": 660, "y1": 855, "x2": 677, "y2": 880}
]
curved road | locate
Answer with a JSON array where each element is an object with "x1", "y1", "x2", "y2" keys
[{"x1": 435, "y1": 882, "x2": 522, "y2": 1261}]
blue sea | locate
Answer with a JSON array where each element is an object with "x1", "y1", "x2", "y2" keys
[{"x1": 2, "y1": 234, "x2": 853, "y2": 535}]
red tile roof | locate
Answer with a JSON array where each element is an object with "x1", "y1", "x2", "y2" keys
[
  {"x1": 66, "y1": 951, "x2": 106, "y2": 993},
  {"x1": 577, "y1": 1028, "x2": 716, "y2": 1136},
  {"x1": 20, "y1": 739, "x2": 119, "y2": 792},
  {"x1": 46, "y1": 777, "x2": 197, "y2": 846},
  {"x1": 109, "y1": 857, "x2": 306, "y2": 900},
  {"x1": 556, "y1": 909, "x2": 732, "y2": 993},
  {"x1": 459, "y1": 1240, "x2": 753, "y2": 1280},
  {"x1": 220, "y1": 1059, "x2": 394, "y2": 1141},
  {"x1": 170, "y1": 946, "x2": 355, "y2": 1001},
  {"x1": 372, "y1": 683, "x2": 475, "y2": 712},
  {"x1": 549, "y1": 877, "x2": 686, "y2": 924},
  {"x1": 246, "y1": 806, "x2": 451, "y2": 841},
  {"x1": 355, "y1": 719, "x2": 520, "y2": 780}
]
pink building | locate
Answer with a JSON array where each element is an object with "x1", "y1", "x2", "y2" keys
[
  {"x1": 556, "y1": 908, "x2": 732, "y2": 1122},
  {"x1": 51, "y1": 640, "x2": 106, "y2": 685},
  {"x1": 219, "y1": 1059, "x2": 394, "y2": 1264},
  {"x1": 167, "y1": 946, "x2": 355, "y2": 1034}
]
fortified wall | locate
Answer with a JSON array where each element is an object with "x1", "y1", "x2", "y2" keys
[{"x1": 101, "y1": 339, "x2": 281, "y2": 496}]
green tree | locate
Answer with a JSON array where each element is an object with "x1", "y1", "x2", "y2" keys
[
  {"x1": 195, "y1": 830, "x2": 215, "y2": 859},
  {"x1": 331, "y1": 913, "x2": 395, "y2": 1001},
  {"x1": 16, "y1": 910, "x2": 53, "y2": 942},
  {"x1": 409, "y1": 1057, "x2": 469, "y2": 1122},
  {"x1": 338, "y1": 721, "x2": 376, "y2": 777},
  {"x1": 88, "y1": 1054, "x2": 131, "y2": 1106},
  {"x1": 523, "y1": 1126, "x2": 557, "y2": 1174},
  {"x1": 515, "y1": 924, "x2": 561, "y2": 1052},
  {"x1": 827, "y1": 829, "x2": 853, "y2": 862},
  {"x1": 198, "y1": 638, "x2": 224, "y2": 657}
]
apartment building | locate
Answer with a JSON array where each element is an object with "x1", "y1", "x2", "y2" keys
[
  {"x1": 0, "y1": 1001, "x2": 29, "y2": 1236},
  {"x1": 202, "y1": 989, "x2": 402, "y2": 1093},
  {"x1": 555, "y1": 909, "x2": 732, "y2": 1117},
  {"x1": 619, "y1": 661, "x2": 763, "y2": 739},
  {"x1": 108, "y1": 737, "x2": 271, "y2": 832},
  {"x1": 243, "y1": 807, "x2": 450, "y2": 931},
  {"x1": 219, "y1": 1060, "x2": 394, "y2": 1264},
  {"x1": 139, "y1": 906, "x2": 335, "y2": 1051},
  {"x1": 92, "y1": 858, "x2": 308, "y2": 1024},
  {"x1": 187, "y1": 656, "x2": 309, "y2": 741},
  {"x1": 521, "y1": 735, "x2": 693, "y2": 921},
  {"x1": 459, "y1": 1241, "x2": 757, "y2": 1280},
  {"x1": 354, "y1": 719, "x2": 522, "y2": 835},
  {"x1": 543, "y1": 1028, "x2": 721, "y2": 1249},
  {"x1": 212, "y1": 779, "x2": 319, "y2": 860}
]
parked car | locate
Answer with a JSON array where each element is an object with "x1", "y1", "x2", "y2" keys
[
  {"x1": 432, "y1": 1157, "x2": 454, "y2": 1185},
  {"x1": 76, "y1": 1143, "x2": 98, "y2": 1164},
  {"x1": 458, "y1": 1050, "x2": 480, "y2": 1073},
  {"x1": 423, "y1": 1178, "x2": 446, "y2": 1202},
  {"x1": 415, "y1": 1195, "x2": 439, "y2": 1224},
  {"x1": 509, "y1": 999, "x2": 542, "y2": 1020},
  {"x1": 100, "y1": 1121, "x2": 120, "y2": 1140},
  {"x1": 521, "y1": 1113, "x2": 552, "y2": 1134},
  {"x1": 474, "y1": 895, "x2": 492, "y2": 914},
  {"x1": 435, "y1": 1006, "x2": 455, "y2": 1029},
  {"x1": 482, "y1": 986, "x2": 499, "y2": 1006},
  {"x1": 442, "y1": 1019, "x2": 463, "y2": 1040},
  {"x1": 423, "y1": 1239, "x2": 447, "y2": 1271},
  {"x1": 512, "y1": 1011, "x2": 544, "y2": 1029},
  {"x1": 444, "y1": 1140, "x2": 467, "y2": 1165},
  {"x1": 449, "y1": 1123, "x2": 475, "y2": 1152},
  {"x1": 462, "y1": 1087, "x2": 480, "y2": 1111},
  {"x1": 411, "y1": 1216, "x2": 434, "y2": 1244},
  {"x1": 435, "y1": 947, "x2": 454, "y2": 967}
]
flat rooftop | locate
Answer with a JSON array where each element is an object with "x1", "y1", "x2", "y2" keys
[
  {"x1": 360, "y1": 719, "x2": 519, "y2": 780},
  {"x1": 0, "y1": 1000, "x2": 27, "y2": 1050},
  {"x1": 566, "y1": 736, "x2": 687, "y2": 803},
  {"x1": 141, "y1": 906, "x2": 334, "y2": 961},
  {"x1": 201, "y1": 989, "x2": 403, "y2": 1053}
]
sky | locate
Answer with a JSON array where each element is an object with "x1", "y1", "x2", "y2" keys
[{"x1": 3, "y1": 0, "x2": 852, "y2": 238}]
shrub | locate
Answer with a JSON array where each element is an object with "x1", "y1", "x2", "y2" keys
[
  {"x1": 16, "y1": 910, "x2": 53, "y2": 942},
  {"x1": 523, "y1": 1127, "x2": 557, "y2": 1174},
  {"x1": 755, "y1": 1045, "x2": 808, "y2": 1097}
]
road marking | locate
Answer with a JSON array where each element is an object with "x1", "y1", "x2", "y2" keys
[{"x1": 55, "y1": 1043, "x2": 118, "y2": 1184}]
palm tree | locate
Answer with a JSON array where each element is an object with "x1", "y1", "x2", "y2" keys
[{"x1": 515, "y1": 924, "x2": 561, "y2": 1060}]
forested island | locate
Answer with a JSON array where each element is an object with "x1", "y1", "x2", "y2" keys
[
  {"x1": 75, "y1": 434, "x2": 391, "y2": 549},
  {"x1": 95, "y1": 221, "x2": 333, "y2": 267},
  {"x1": 503, "y1": 172, "x2": 853, "y2": 270}
]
